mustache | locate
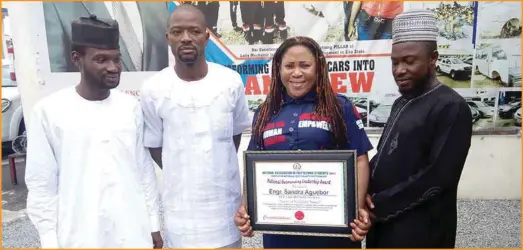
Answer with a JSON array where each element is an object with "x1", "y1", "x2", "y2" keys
[
  {"x1": 178, "y1": 46, "x2": 196, "y2": 50},
  {"x1": 104, "y1": 73, "x2": 120, "y2": 77}
]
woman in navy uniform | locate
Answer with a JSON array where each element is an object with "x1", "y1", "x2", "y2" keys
[{"x1": 234, "y1": 36, "x2": 373, "y2": 248}]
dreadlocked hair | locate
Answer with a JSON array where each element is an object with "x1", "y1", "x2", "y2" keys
[{"x1": 252, "y1": 36, "x2": 348, "y2": 149}]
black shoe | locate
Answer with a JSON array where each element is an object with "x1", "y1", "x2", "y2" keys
[
  {"x1": 253, "y1": 29, "x2": 263, "y2": 44},
  {"x1": 243, "y1": 30, "x2": 254, "y2": 45},
  {"x1": 262, "y1": 32, "x2": 274, "y2": 44}
]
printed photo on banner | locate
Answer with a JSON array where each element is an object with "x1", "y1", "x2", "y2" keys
[
  {"x1": 407, "y1": 1, "x2": 476, "y2": 89},
  {"x1": 496, "y1": 89, "x2": 522, "y2": 128},
  {"x1": 472, "y1": 1, "x2": 522, "y2": 88},
  {"x1": 215, "y1": 1, "x2": 406, "y2": 46},
  {"x1": 455, "y1": 89, "x2": 498, "y2": 130},
  {"x1": 213, "y1": 1, "x2": 400, "y2": 59},
  {"x1": 345, "y1": 94, "x2": 372, "y2": 127},
  {"x1": 367, "y1": 93, "x2": 401, "y2": 128},
  {"x1": 33, "y1": 1, "x2": 522, "y2": 132},
  {"x1": 42, "y1": 1, "x2": 170, "y2": 72},
  {"x1": 472, "y1": 41, "x2": 521, "y2": 88}
]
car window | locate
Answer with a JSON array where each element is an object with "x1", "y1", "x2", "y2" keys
[{"x1": 450, "y1": 58, "x2": 463, "y2": 64}]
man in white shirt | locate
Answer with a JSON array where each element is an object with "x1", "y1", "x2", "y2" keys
[
  {"x1": 140, "y1": 4, "x2": 251, "y2": 248},
  {"x1": 25, "y1": 15, "x2": 162, "y2": 248}
]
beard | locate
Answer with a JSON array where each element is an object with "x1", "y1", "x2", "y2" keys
[
  {"x1": 84, "y1": 69, "x2": 118, "y2": 90},
  {"x1": 177, "y1": 54, "x2": 198, "y2": 64},
  {"x1": 176, "y1": 47, "x2": 199, "y2": 64},
  {"x1": 398, "y1": 71, "x2": 432, "y2": 97}
]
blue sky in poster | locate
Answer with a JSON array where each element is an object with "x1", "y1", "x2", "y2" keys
[{"x1": 167, "y1": 2, "x2": 271, "y2": 86}]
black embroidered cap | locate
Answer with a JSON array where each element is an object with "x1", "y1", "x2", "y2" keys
[{"x1": 71, "y1": 14, "x2": 120, "y2": 49}]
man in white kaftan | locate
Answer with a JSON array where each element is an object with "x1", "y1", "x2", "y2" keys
[
  {"x1": 25, "y1": 15, "x2": 161, "y2": 248},
  {"x1": 139, "y1": 4, "x2": 251, "y2": 248},
  {"x1": 141, "y1": 62, "x2": 250, "y2": 248}
]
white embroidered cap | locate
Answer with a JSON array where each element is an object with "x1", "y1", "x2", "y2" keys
[{"x1": 392, "y1": 9, "x2": 438, "y2": 44}]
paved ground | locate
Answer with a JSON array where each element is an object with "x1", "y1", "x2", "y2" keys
[
  {"x1": 3, "y1": 199, "x2": 521, "y2": 248},
  {"x1": 2, "y1": 156, "x2": 521, "y2": 248}
]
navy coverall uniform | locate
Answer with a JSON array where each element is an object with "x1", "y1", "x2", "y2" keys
[
  {"x1": 262, "y1": 1, "x2": 288, "y2": 43},
  {"x1": 229, "y1": 2, "x2": 242, "y2": 31},
  {"x1": 186, "y1": 1, "x2": 220, "y2": 36},
  {"x1": 247, "y1": 90, "x2": 374, "y2": 248}
]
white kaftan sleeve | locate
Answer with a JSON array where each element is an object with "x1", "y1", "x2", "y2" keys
[
  {"x1": 232, "y1": 75, "x2": 251, "y2": 135},
  {"x1": 25, "y1": 105, "x2": 60, "y2": 248},
  {"x1": 135, "y1": 108, "x2": 161, "y2": 232},
  {"x1": 140, "y1": 83, "x2": 163, "y2": 148}
]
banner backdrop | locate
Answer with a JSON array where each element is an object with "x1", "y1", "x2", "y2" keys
[{"x1": 40, "y1": 1, "x2": 522, "y2": 131}]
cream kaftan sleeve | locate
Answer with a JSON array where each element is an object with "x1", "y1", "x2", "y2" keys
[
  {"x1": 135, "y1": 106, "x2": 161, "y2": 232},
  {"x1": 25, "y1": 105, "x2": 60, "y2": 248},
  {"x1": 232, "y1": 74, "x2": 251, "y2": 136}
]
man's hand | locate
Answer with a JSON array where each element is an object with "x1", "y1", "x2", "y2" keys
[
  {"x1": 349, "y1": 208, "x2": 372, "y2": 241},
  {"x1": 366, "y1": 194, "x2": 377, "y2": 220},
  {"x1": 234, "y1": 204, "x2": 254, "y2": 237},
  {"x1": 151, "y1": 231, "x2": 163, "y2": 248}
]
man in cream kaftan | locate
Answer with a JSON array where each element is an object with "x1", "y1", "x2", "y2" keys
[
  {"x1": 140, "y1": 61, "x2": 251, "y2": 248},
  {"x1": 25, "y1": 15, "x2": 161, "y2": 248},
  {"x1": 140, "y1": 5, "x2": 251, "y2": 248}
]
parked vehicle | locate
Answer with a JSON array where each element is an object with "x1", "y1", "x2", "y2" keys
[
  {"x1": 470, "y1": 106, "x2": 480, "y2": 123},
  {"x1": 368, "y1": 104, "x2": 392, "y2": 127},
  {"x1": 466, "y1": 100, "x2": 494, "y2": 118},
  {"x1": 498, "y1": 100, "x2": 522, "y2": 119},
  {"x1": 2, "y1": 61, "x2": 25, "y2": 154},
  {"x1": 462, "y1": 56, "x2": 473, "y2": 65},
  {"x1": 475, "y1": 45, "x2": 521, "y2": 87},
  {"x1": 513, "y1": 107, "x2": 521, "y2": 126},
  {"x1": 436, "y1": 57, "x2": 472, "y2": 80}
]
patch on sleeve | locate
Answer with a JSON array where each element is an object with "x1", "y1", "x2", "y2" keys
[
  {"x1": 355, "y1": 119, "x2": 364, "y2": 129},
  {"x1": 352, "y1": 104, "x2": 361, "y2": 119}
]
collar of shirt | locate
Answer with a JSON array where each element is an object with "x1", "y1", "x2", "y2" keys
[{"x1": 282, "y1": 90, "x2": 317, "y2": 105}]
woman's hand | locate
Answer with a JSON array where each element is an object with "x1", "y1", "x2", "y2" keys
[
  {"x1": 349, "y1": 208, "x2": 372, "y2": 241},
  {"x1": 234, "y1": 204, "x2": 255, "y2": 237}
]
